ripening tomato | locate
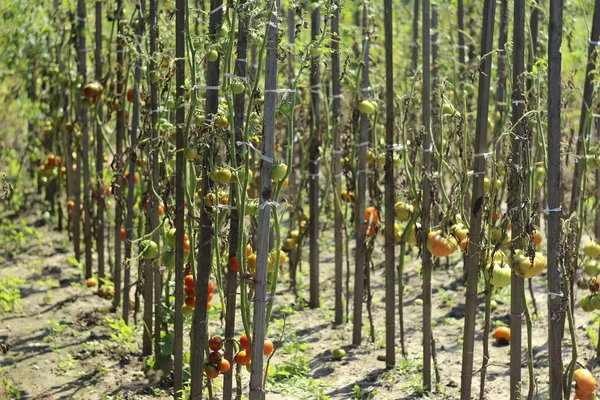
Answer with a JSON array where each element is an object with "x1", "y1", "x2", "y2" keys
[
  {"x1": 236, "y1": 350, "x2": 251, "y2": 366},
  {"x1": 121, "y1": 227, "x2": 126, "y2": 242},
  {"x1": 263, "y1": 339, "x2": 274, "y2": 356},
  {"x1": 208, "y1": 351, "x2": 222, "y2": 364},
  {"x1": 230, "y1": 256, "x2": 239, "y2": 272},
  {"x1": 127, "y1": 87, "x2": 134, "y2": 102},
  {"x1": 394, "y1": 201, "x2": 413, "y2": 221},
  {"x1": 203, "y1": 362, "x2": 220, "y2": 379},
  {"x1": 358, "y1": 100, "x2": 375, "y2": 115},
  {"x1": 247, "y1": 253, "x2": 257, "y2": 273},
  {"x1": 181, "y1": 304, "x2": 194, "y2": 318},
  {"x1": 209, "y1": 336, "x2": 224, "y2": 351},
  {"x1": 219, "y1": 359, "x2": 231, "y2": 373},
  {"x1": 426, "y1": 231, "x2": 458, "y2": 257},
  {"x1": 185, "y1": 274, "x2": 195, "y2": 288},
  {"x1": 574, "y1": 368, "x2": 596, "y2": 394},
  {"x1": 494, "y1": 326, "x2": 510, "y2": 346},
  {"x1": 240, "y1": 333, "x2": 250, "y2": 351},
  {"x1": 184, "y1": 286, "x2": 195, "y2": 296},
  {"x1": 208, "y1": 281, "x2": 215, "y2": 294},
  {"x1": 185, "y1": 296, "x2": 196, "y2": 308}
]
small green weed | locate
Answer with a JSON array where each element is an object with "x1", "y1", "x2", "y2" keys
[{"x1": 0, "y1": 274, "x2": 25, "y2": 314}]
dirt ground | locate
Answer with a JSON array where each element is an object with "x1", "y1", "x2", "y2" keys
[{"x1": 2, "y1": 203, "x2": 600, "y2": 399}]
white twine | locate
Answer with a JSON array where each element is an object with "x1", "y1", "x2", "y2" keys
[
  {"x1": 193, "y1": 85, "x2": 220, "y2": 91},
  {"x1": 548, "y1": 290, "x2": 564, "y2": 299},
  {"x1": 543, "y1": 205, "x2": 561, "y2": 215},
  {"x1": 264, "y1": 88, "x2": 296, "y2": 94},
  {"x1": 423, "y1": 145, "x2": 433, "y2": 153},
  {"x1": 224, "y1": 73, "x2": 247, "y2": 81},
  {"x1": 308, "y1": 173, "x2": 319, "y2": 179},
  {"x1": 589, "y1": 38, "x2": 600, "y2": 46},
  {"x1": 236, "y1": 141, "x2": 274, "y2": 163},
  {"x1": 387, "y1": 144, "x2": 404, "y2": 152},
  {"x1": 356, "y1": 141, "x2": 370, "y2": 148},
  {"x1": 260, "y1": 201, "x2": 279, "y2": 209},
  {"x1": 454, "y1": 44, "x2": 469, "y2": 50},
  {"x1": 332, "y1": 94, "x2": 343, "y2": 99},
  {"x1": 360, "y1": 86, "x2": 373, "y2": 92},
  {"x1": 236, "y1": 58, "x2": 248, "y2": 63},
  {"x1": 473, "y1": 151, "x2": 494, "y2": 159},
  {"x1": 209, "y1": 3, "x2": 226, "y2": 14},
  {"x1": 215, "y1": 204, "x2": 237, "y2": 210},
  {"x1": 512, "y1": 99, "x2": 526, "y2": 106}
]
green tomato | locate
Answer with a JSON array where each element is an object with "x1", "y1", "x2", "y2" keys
[
  {"x1": 332, "y1": 348, "x2": 346, "y2": 360},
  {"x1": 162, "y1": 247, "x2": 176, "y2": 270},
  {"x1": 184, "y1": 147, "x2": 197, "y2": 161},
  {"x1": 140, "y1": 240, "x2": 159, "y2": 259},
  {"x1": 279, "y1": 101, "x2": 293, "y2": 115},
  {"x1": 489, "y1": 263, "x2": 511, "y2": 287},
  {"x1": 272, "y1": 163, "x2": 287, "y2": 181},
  {"x1": 358, "y1": 100, "x2": 375, "y2": 115},
  {"x1": 585, "y1": 260, "x2": 600, "y2": 277},
  {"x1": 231, "y1": 81, "x2": 245, "y2": 95},
  {"x1": 165, "y1": 228, "x2": 176, "y2": 248},
  {"x1": 442, "y1": 102, "x2": 455, "y2": 116},
  {"x1": 218, "y1": 25, "x2": 229, "y2": 37},
  {"x1": 150, "y1": 71, "x2": 161, "y2": 83},
  {"x1": 206, "y1": 50, "x2": 219, "y2": 62},
  {"x1": 581, "y1": 295, "x2": 594, "y2": 312}
]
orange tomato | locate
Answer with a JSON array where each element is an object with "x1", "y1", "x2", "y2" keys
[
  {"x1": 263, "y1": 339, "x2": 274, "y2": 356},
  {"x1": 532, "y1": 229, "x2": 542, "y2": 246},
  {"x1": 120, "y1": 227, "x2": 126, "y2": 242},
  {"x1": 236, "y1": 350, "x2": 251, "y2": 366},
  {"x1": 574, "y1": 368, "x2": 596, "y2": 394},
  {"x1": 247, "y1": 253, "x2": 257, "y2": 273},
  {"x1": 240, "y1": 333, "x2": 250, "y2": 351},
  {"x1": 493, "y1": 326, "x2": 510, "y2": 346},
  {"x1": 219, "y1": 359, "x2": 231, "y2": 373},
  {"x1": 208, "y1": 281, "x2": 215, "y2": 294},
  {"x1": 364, "y1": 206, "x2": 380, "y2": 237},
  {"x1": 184, "y1": 239, "x2": 190, "y2": 252},
  {"x1": 427, "y1": 231, "x2": 458, "y2": 257}
]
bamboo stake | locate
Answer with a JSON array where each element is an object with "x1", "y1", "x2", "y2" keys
[
  {"x1": 459, "y1": 1, "x2": 496, "y2": 398},
  {"x1": 332, "y1": 1, "x2": 344, "y2": 326},
  {"x1": 421, "y1": 0, "x2": 433, "y2": 391},
  {"x1": 173, "y1": 0, "x2": 186, "y2": 394},
  {"x1": 249, "y1": 1, "x2": 280, "y2": 398}
]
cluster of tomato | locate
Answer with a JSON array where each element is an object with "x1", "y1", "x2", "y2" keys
[
  {"x1": 232, "y1": 333, "x2": 274, "y2": 372},
  {"x1": 578, "y1": 241, "x2": 600, "y2": 312},
  {"x1": 380, "y1": 201, "x2": 418, "y2": 246},
  {"x1": 160, "y1": 228, "x2": 190, "y2": 269},
  {"x1": 39, "y1": 154, "x2": 63, "y2": 178},
  {"x1": 202, "y1": 336, "x2": 231, "y2": 379},
  {"x1": 181, "y1": 274, "x2": 214, "y2": 317},
  {"x1": 573, "y1": 368, "x2": 596, "y2": 400}
]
